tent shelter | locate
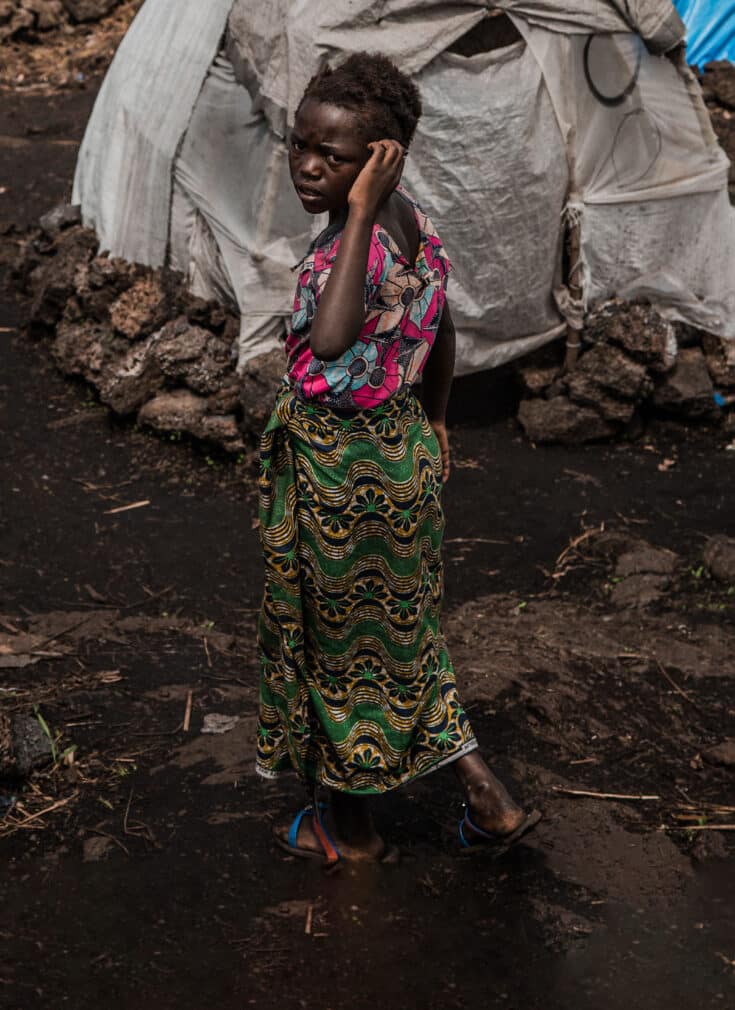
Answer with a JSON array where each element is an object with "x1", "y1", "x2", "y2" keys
[{"x1": 73, "y1": 1, "x2": 735, "y2": 377}]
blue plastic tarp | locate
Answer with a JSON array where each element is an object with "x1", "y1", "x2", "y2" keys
[{"x1": 675, "y1": 0, "x2": 735, "y2": 66}]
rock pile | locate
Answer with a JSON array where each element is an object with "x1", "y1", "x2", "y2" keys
[
  {"x1": 585, "y1": 530, "x2": 735, "y2": 610},
  {"x1": 17, "y1": 206, "x2": 285, "y2": 453},
  {"x1": 0, "y1": 0, "x2": 121, "y2": 39},
  {"x1": 18, "y1": 216, "x2": 735, "y2": 452},
  {"x1": 517, "y1": 301, "x2": 731, "y2": 443}
]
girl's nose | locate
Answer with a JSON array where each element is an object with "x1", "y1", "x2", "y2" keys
[{"x1": 300, "y1": 155, "x2": 322, "y2": 179}]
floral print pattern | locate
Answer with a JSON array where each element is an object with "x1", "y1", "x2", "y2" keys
[{"x1": 285, "y1": 188, "x2": 452, "y2": 410}]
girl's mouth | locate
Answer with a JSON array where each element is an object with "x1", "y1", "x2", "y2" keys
[{"x1": 296, "y1": 184, "x2": 325, "y2": 203}]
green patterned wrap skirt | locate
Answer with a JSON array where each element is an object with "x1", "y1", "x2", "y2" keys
[{"x1": 255, "y1": 384, "x2": 477, "y2": 794}]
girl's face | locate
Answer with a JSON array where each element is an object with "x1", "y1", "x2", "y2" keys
[{"x1": 289, "y1": 98, "x2": 372, "y2": 220}]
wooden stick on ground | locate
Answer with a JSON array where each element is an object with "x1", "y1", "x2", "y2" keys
[
  {"x1": 104, "y1": 500, "x2": 150, "y2": 515},
  {"x1": 552, "y1": 786, "x2": 660, "y2": 801},
  {"x1": 665, "y1": 824, "x2": 735, "y2": 832},
  {"x1": 182, "y1": 690, "x2": 193, "y2": 733},
  {"x1": 8, "y1": 793, "x2": 77, "y2": 827}
]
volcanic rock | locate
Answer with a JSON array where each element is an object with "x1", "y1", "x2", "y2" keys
[
  {"x1": 153, "y1": 318, "x2": 233, "y2": 395},
  {"x1": 589, "y1": 532, "x2": 650, "y2": 563},
  {"x1": 702, "y1": 332, "x2": 735, "y2": 392},
  {"x1": 69, "y1": 254, "x2": 141, "y2": 324},
  {"x1": 61, "y1": 0, "x2": 119, "y2": 21},
  {"x1": 565, "y1": 343, "x2": 652, "y2": 423},
  {"x1": 184, "y1": 296, "x2": 230, "y2": 333},
  {"x1": 610, "y1": 573, "x2": 669, "y2": 609},
  {"x1": 109, "y1": 275, "x2": 169, "y2": 341},
  {"x1": 97, "y1": 333, "x2": 164, "y2": 414},
  {"x1": 21, "y1": 0, "x2": 64, "y2": 30},
  {"x1": 138, "y1": 389, "x2": 244, "y2": 453},
  {"x1": 0, "y1": 713, "x2": 54, "y2": 777},
  {"x1": 51, "y1": 318, "x2": 124, "y2": 382},
  {"x1": 29, "y1": 226, "x2": 97, "y2": 332},
  {"x1": 518, "y1": 364, "x2": 560, "y2": 397},
  {"x1": 39, "y1": 202, "x2": 82, "y2": 238},
  {"x1": 703, "y1": 535, "x2": 735, "y2": 584},
  {"x1": 0, "y1": 3, "x2": 31, "y2": 40},
  {"x1": 207, "y1": 376, "x2": 242, "y2": 417},
  {"x1": 652, "y1": 347, "x2": 716, "y2": 418},
  {"x1": 517, "y1": 396, "x2": 616, "y2": 444},
  {"x1": 702, "y1": 61, "x2": 735, "y2": 111},
  {"x1": 584, "y1": 301, "x2": 677, "y2": 374},
  {"x1": 615, "y1": 545, "x2": 679, "y2": 578},
  {"x1": 238, "y1": 349, "x2": 286, "y2": 434}
]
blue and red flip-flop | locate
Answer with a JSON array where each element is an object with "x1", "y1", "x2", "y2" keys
[
  {"x1": 458, "y1": 806, "x2": 542, "y2": 857},
  {"x1": 273, "y1": 804, "x2": 400, "y2": 866},
  {"x1": 274, "y1": 804, "x2": 342, "y2": 866}
]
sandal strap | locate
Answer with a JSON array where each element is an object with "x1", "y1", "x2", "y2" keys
[
  {"x1": 312, "y1": 816, "x2": 341, "y2": 865},
  {"x1": 287, "y1": 804, "x2": 340, "y2": 864},
  {"x1": 463, "y1": 807, "x2": 498, "y2": 842},
  {"x1": 287, "y1": 807, "x2": 310, "y2": 849}
]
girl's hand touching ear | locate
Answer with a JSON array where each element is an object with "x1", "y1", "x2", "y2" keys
[{"x1": 348, "y1": 139, "x2": 406, "y2": 219}]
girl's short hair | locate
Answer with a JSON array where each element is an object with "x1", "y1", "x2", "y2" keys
[{"x1": 299, "y1": 52, "x2": 422, "y2": 147}]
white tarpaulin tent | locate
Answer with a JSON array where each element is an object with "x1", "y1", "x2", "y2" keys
[{"x1": 73, "y1": 0, "x2": 735, "y2": 375}]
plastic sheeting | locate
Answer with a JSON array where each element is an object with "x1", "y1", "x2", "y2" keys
[
  {"x1": 518, "y1": 25, "x2": 726, "y2": 203},
  {"x1": 73, "y1": 0, "x2": 735, "y2": 379},
  {"x1": 583, "y1": 189, "x2": 735, "y2": 331},
  {"x1": 675, "y1": 0, "x2": 735, "y2": 67},
  {"x1": 226, "y1": 0, "x2": 686, "y2": 133},
  {"x1": 517, "y1": 20, "x2": 735, "y2": 338},
  {"x1": 408, "y1": 42, "x2": 569, "y2": 370},
  {"x1": 72, "y1": 0, "x2": 233, "y2": 267},
  {"x1": 169, "y1": 53, "x2": 314, "y2": 360}
]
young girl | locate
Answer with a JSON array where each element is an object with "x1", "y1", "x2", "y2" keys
[{"x1": 256, "y1": 53, "x2": 540, "y2": 864}]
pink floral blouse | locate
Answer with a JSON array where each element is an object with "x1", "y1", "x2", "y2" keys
[{"x1": 285, "y1": 188, "x2": 451, "y2": 410}]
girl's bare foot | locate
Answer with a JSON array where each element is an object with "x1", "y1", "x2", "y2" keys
[{"x1": 454, "y1": 751, "x2": 526, "y2": 839}]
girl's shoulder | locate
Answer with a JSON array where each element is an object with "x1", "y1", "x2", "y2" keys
[
  {"x1": 394, "y1": 186, "x2": 451, "y2": 278},
  {"x1": 394, "y1": 186, "x2": 442, "y2": 241}
]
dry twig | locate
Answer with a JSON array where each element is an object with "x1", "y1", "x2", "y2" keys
[
  {"x1": 666, "y1": 824, "x2": 735, "y2": 832},
  {"x1": 552, "y1": 786, "x2": 660, "y2": 801},
  {"x1": 104, "y1": 500, "x2": 150, "y2": 515},
  {"x1": 183, "y1": 691, "x2": 193, "y2": 733},
  {"x1": 553, "y1": 523, "x2": 605, "y2": 578}
]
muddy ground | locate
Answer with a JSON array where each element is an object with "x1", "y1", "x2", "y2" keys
[{"x1": 2, "y1": 19, "x2": 735, "y2": 1010}]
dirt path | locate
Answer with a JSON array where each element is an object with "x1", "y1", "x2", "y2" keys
[{"x1": 1, "y1": 71, "x2": 735, "y2": 1010}]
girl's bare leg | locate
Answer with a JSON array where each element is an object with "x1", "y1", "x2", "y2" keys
[
  {"x1": 330, "y1": 792, "x2": 384, "y2": 857},
  {"x1": 454, "y1": 751, "x2": 526, "y2": 837}
]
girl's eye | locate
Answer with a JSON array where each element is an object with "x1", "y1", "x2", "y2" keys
[
  {"x1": 327, "y1": 153, "x2": 344, "y2": 166},
  {"x1": 291, "y1": 138, "x2": 305, "y2": 152}
]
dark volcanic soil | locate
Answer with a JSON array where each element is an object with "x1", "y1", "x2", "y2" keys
[{"x1": 2, "y1": 42, "x2": 735, "y2": 1010}]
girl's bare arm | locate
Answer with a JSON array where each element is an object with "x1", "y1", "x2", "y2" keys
[
  {"x1": 309, "y1": 141, "x2": 404, "y2": 361},
  {"x1": 422, "y1": 301, "x2": 455, "y2": 482}
]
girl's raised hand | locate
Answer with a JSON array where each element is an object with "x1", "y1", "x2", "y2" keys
[{"x1": 348, "y1": 139, "x2": 406, "y2": 219}]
